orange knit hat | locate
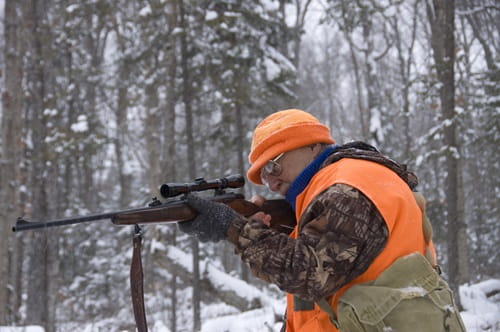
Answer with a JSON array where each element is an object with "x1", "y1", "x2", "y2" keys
[{"x1": 247, "y1": 109, "x2": 335, "y2": 185}]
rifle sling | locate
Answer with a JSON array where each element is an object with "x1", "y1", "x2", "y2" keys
[{"x1": 131, "y1": 225, "x2": 148, "y2": 332}]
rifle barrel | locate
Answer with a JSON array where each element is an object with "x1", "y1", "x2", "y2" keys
[{"x1": 12, "y1": 212, "x2": 118, "y2": 232}]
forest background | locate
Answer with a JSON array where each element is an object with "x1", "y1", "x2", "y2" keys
[{"x1": 0, "y1": 0, "x2": 498, "y2": 331}]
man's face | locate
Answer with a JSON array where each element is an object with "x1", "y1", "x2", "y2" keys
[{"x1": 261, "y1": 145, "x2": 320, "y2": 196}]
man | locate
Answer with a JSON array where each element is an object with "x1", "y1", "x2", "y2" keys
[{"x1": 180, "y1": 109, "x2": 466, "y2": 331}]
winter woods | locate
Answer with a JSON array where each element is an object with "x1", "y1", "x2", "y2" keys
[{"x1": 0, "y1": 0, "x2": 498, "y2": 331}]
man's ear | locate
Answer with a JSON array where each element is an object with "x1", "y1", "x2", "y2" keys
[{"x1": 311, "y1": 143, "x2": 322, "y2": 152}]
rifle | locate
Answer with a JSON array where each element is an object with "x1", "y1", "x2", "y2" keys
[
  {"x1": 12, "y1": 174, "x2": 296, "y2": 233},
  {"x1": 13, "y1": 175, "x2": 296, "y2": 332}
]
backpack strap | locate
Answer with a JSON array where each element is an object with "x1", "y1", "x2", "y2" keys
[
  {"x1": 316, "y1": 298, "x2": 340, "y2": 329},
  {"x1": 413, "y1": 192, "x2": 439, "y2": 271}
]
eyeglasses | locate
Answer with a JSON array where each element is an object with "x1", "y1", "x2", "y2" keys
[{"x1": 260, "y1": 152, "x2": 285, "y2": 185}]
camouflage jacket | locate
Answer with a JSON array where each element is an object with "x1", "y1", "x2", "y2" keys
[{"x1": 227, "y1": 142, "x2": 418, "y2": 302}]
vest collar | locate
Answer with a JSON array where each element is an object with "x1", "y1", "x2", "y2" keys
[{"x1": 285, "y1": 145, "x2": 339, "y2": 210}]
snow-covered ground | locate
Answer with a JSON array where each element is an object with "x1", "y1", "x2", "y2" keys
[
  {"x1": 0, "y1": 327, "x2": 45, "y2": 332},
  {"x1": 460, "y1": 279, "x2": 500, "y2": 331},
  {"x1": 1, "y1": 279, "x2": 499, "y2": 332}
]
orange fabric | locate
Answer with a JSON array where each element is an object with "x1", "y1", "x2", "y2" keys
[
  {"x1": 247, "y1": 109, "x2": 334, "y2": 185},
  {"x1": 285, "y1": 158, "x2": 434, "y2": 332},
  {"x1": 285, "y1": 292, "x2": 338, "y2": 332}
]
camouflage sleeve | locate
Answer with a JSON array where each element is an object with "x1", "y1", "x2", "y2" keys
[{"x1": 226, "y1": 183, "x2": 388, "y2": 301}]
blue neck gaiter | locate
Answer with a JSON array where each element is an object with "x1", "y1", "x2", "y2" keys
[{"x1": 285, "y1": 145, "x2": 339, "y2": 211}]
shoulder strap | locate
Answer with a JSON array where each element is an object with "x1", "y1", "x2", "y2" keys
[
  {"x1": 131, "y1": 225, "x2": 149, "y2": 332},
  {"x1": 316, "y1": 298, "x2": 340, "y2": 329},
  {"x1": 413, "y1": 192, "x2": 438, "y2": 269}
]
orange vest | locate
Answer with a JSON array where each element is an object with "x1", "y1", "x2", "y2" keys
[{"x1": 285, "y1": 158, "x2": 432, "y2": 332}]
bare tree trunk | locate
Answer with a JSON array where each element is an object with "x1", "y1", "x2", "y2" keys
[
  {"x1": 9, "y1": 239, "x2": 23, "y2": 324},
  {"x1": 179, "y1": 1, "x2": 201, "y2": 330},
  {"x1": 0, "y1": 0, "x2": 23, "y2": 324},
  {"x1": 360, "y1": 13, "x2": 383, "y2": 146},
  {"x1": 426, "y1": 0, "x2": 469, "y2": 304},
  {"x1": 164, "y1": 2, "x2": 179, "y2": 330},
  {"x1": 110, "y1": 14, "x2": 133, "y2": 208},
  {"x1": 80, "y1": 4, "x2": 108, "y2": 211},
  {"x1": 290, "y1": 0, "x2": 313, "y2": 68},
  {"x1": 145, "y1": 82, "x2": 161, "y2": 193},
  {"x1": 116, "y1": 61, "x2": 131, "y2": 206},
  {"x1": 278, "y1": 0, "x2": 288, "y2": 57},
  {"x1": 392, "y1": 0, "x2": 420, "y2": 162},
  {"x1": 162, "y1": 0, "x2": 178, "y2": 181},
  {"x1": 234, "y1": 102, "x2": 250, "y2": 282},
  {"x1": 23, "y1": 0, "x2": 52, "y2": 328},
  {"x1": 345, "y1": 32, "x2": 368, "y2": 140}
]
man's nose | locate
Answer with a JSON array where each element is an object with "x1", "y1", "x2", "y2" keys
[{"x1": 267, "y1": 176, "x2": 282, "y2": 192}]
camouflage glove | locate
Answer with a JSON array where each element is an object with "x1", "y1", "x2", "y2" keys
[{"x1": 179, "y1": 194, "x2": 238, "y2": 242}]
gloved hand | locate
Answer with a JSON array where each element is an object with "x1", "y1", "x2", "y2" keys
[{"x1": 179, "y1": 194, "x2": 238, "y2": 242}]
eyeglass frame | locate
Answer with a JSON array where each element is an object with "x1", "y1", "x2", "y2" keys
[{"x1": 260, "y1": 152, "x2": 285, "y2": 184}]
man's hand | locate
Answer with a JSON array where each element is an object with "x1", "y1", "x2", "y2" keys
[
  {"x1": 179, "y1": 194, "x2": 238, "y2": 242},
  {"x1": 248, "y1": 195, "x2": 272, "y2": 226}
]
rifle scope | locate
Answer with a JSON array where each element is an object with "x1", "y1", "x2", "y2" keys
[{"x1": 160, "y1": 175, "x2": 244, "y2": 198}]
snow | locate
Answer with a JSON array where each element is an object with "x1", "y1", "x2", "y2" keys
[
  {"x1": 166, "y1": 245, "x2": 193, "y2": 272},
  {"x1": 3, "y1": 279, "x2": 497, "y2": 332},
  {"x1": 171, "y1": 27, "x2": 183, "y2": 36},
  {"x1": 201, "y1": 307, "x2": 276, "y2": 332},
  {"x1": 139, "y1": 5, "x2": 152, "y2": 17},
  {"x1": 384, "y1": 4, "x2": 397, "y2": 17},
  {"x1": 0, "y1": 327, "x2": 44, "y2": 332},
  {"x1": 160, "y1": 244, "x2": 500, "y2": 331},
  {"x1": 65, "y1": 4, "x2": 79, "y2": 14},
  {"x1": 42, "y1": 108, "x2": 58, "y2": 117},
  {"x1": 264, "y1": 57, "x2": 281, "y2": 81},
  {"x1": 204, "y1": 260, "x2": 279, "y2": 309},
  {"x1": 398, "y1": 286, "x2": 427, "y2": 297},
  {"x1": 70, "y1": 115, "x2": 89, "y2": 133},
  {"x1": 460, "y1": 279, "x2": 500, "y2": 331},
  {"x1": 205, "y1": 10, "x2": 218, "y2": 21},
  {"x1": 261, "y1": 0, "x2": 279, "y2": 12}
]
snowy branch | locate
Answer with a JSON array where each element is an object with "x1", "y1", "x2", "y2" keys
[{"x1": 152, "y1": 243, "x2": 282, "y2": 313}]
